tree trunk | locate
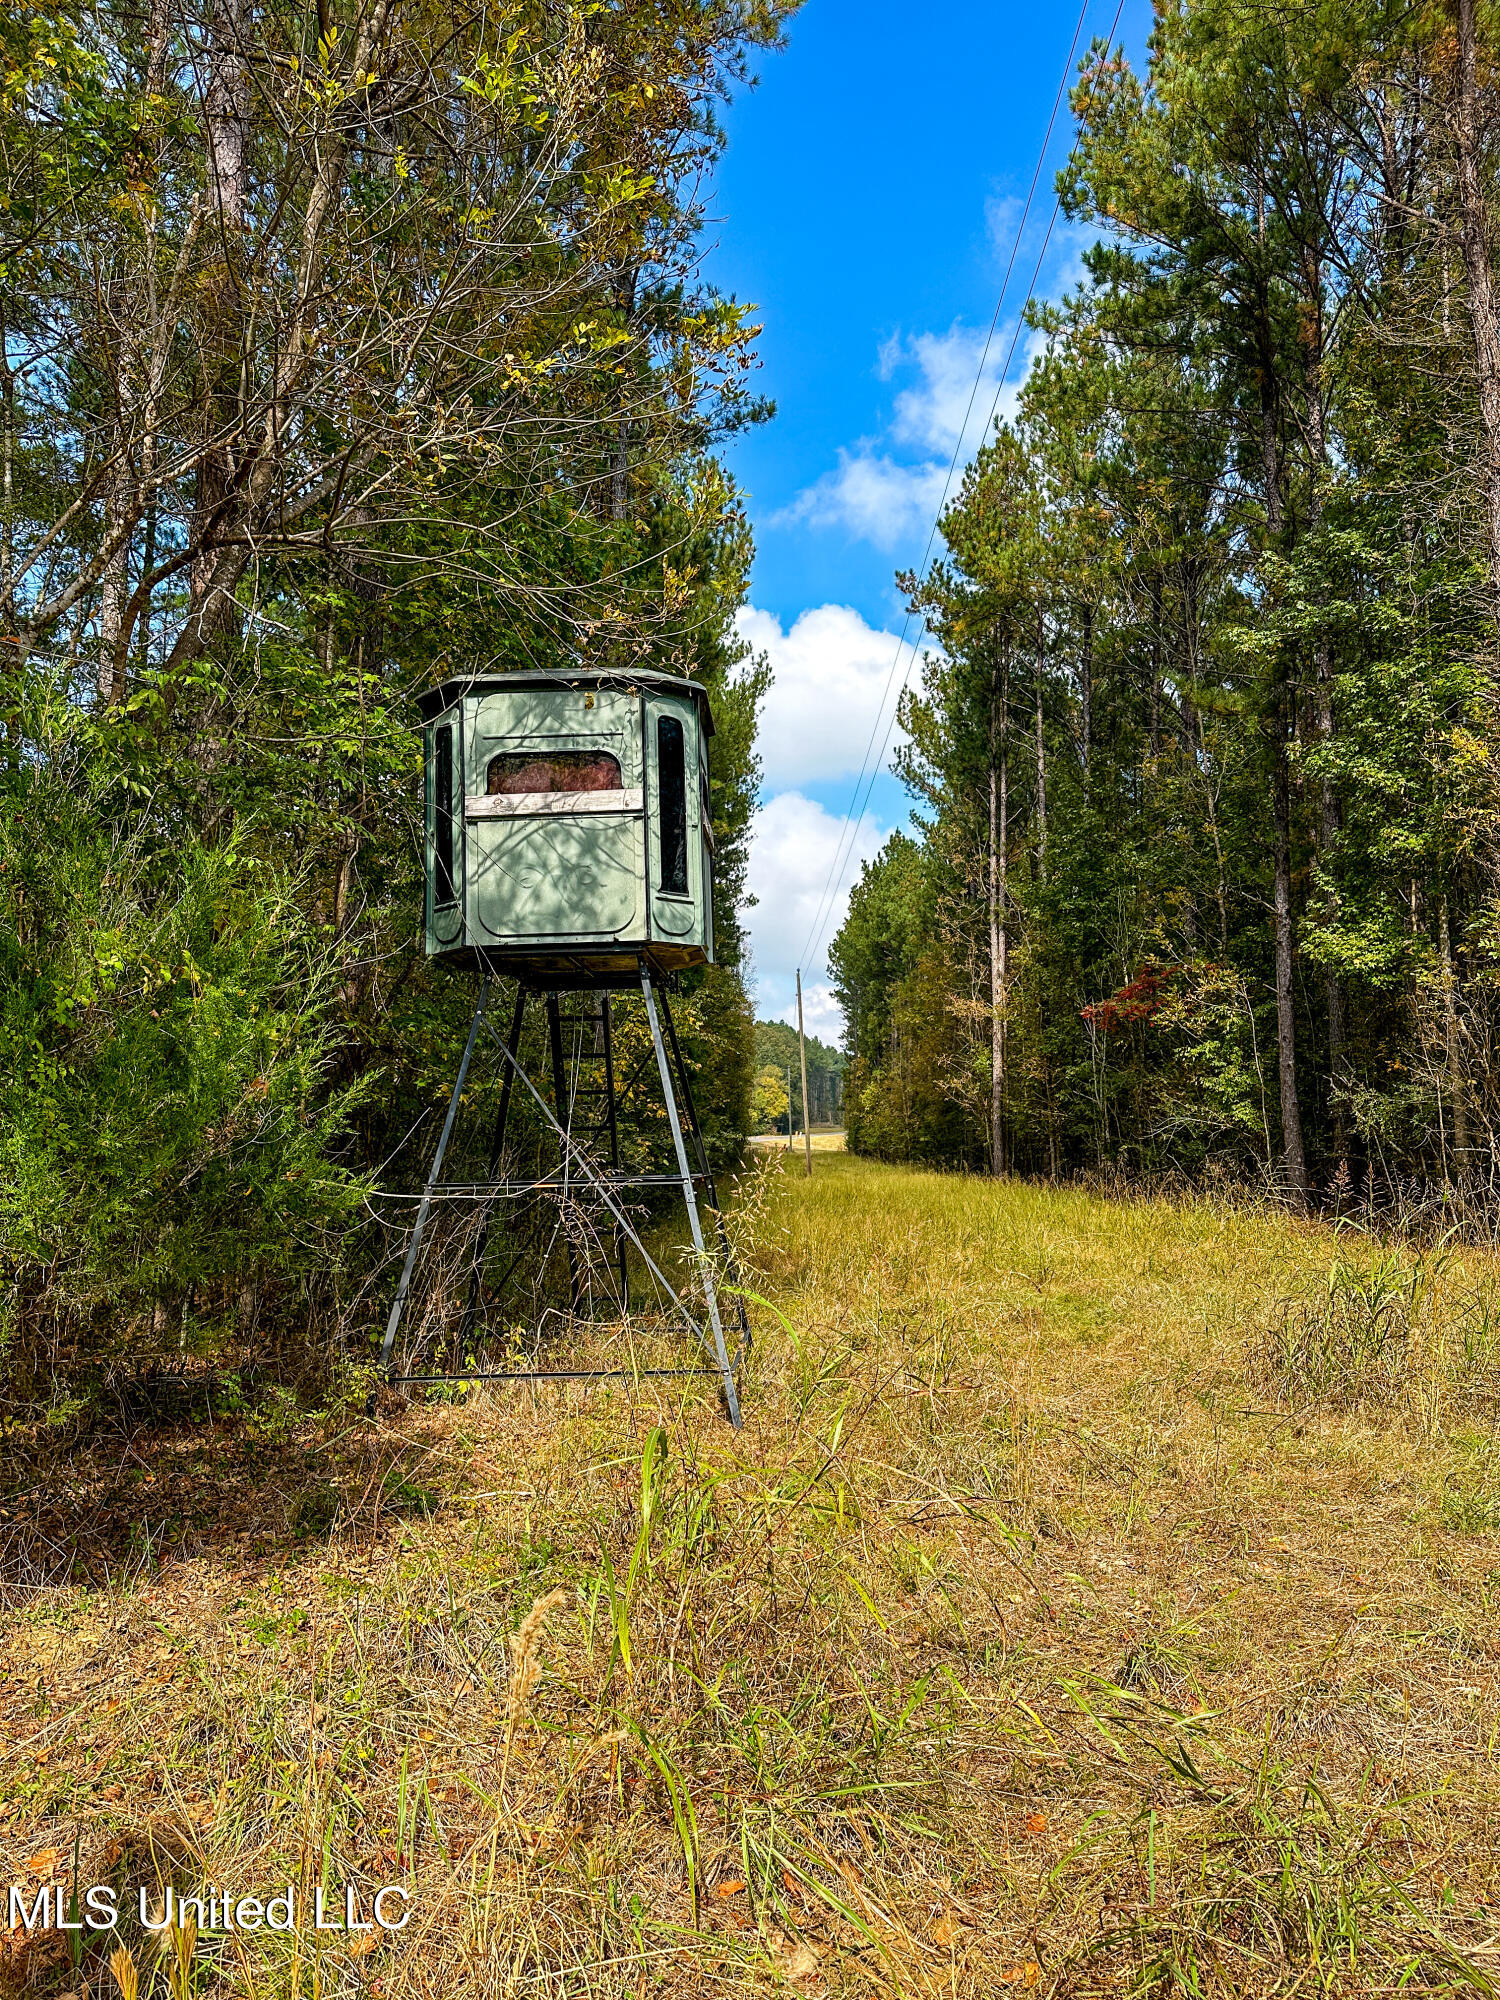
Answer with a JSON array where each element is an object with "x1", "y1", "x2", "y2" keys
[
  {"x1": 96, "y1": 505, "x2": 130, "y2": 704},
  {"x1": 611, "y1": 266, "x2": 637, "y2": 520},
  {"x1": 1034, "y1": 610, "x2": 1047, "y2": 882},
  {"x1": 135, "y1": 500, "x2": 157, "y2": 674},
  {"x1": 1439, "y1": 893, "x2": 1471, "y2": 1180},
  {"x1": 1453, "y1": 0, "x2": 1500, "y2": 610},
  {"x1": 1272, "y1": 718, "x2": 1309, "y2": 1206},
  {"x1": 1305, "y1": 357, "x2": 1348, "y2": 1158},
  {"x1": 1315, "y1": 635, "x2": 1348, "y2": 1155},
  {"x1": 0, "y1": 313, "x2": 15, "y2": 772},
  {"x1": 989, "y1": 645, "x2": 1010, "y2": 1176},
  {"x1": 612, "y1": 427, "x2": 630, "y2": 520},
  {"x1": 162, "y1": 0, "x2": 397, "y2": 680},
  {"x1": 96, "y1": 339, "x2": 135, "y2": 707},
  {"x1": 96, "y1": 0, "x2": 172, "y2": 707},
  {"x1": 0, "y1": 311, "x2": 14, "y2": 643},
  {"x1": 1254, "y1": 241, "x2": 1304, "y2": 1203},
  {"x1": 1078, "y1": 603, "x2": 1092, "y2": 774},
  {"x1": 1259, "y1": 369, "x2": 1284, "y2": 539},
  {"x1": 98, "y1": 2, "x2": 171, "y2": 698},
  {"x1": 190, "y1": 0, "x2": 251, "y2": 643}
]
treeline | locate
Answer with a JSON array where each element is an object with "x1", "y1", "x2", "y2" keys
[
  {"x1": 752, "y1": 1020, "x2": 844, "y2": 1131},
  {"x1": 834, "y1": 0, "x2": 1500, "y2": 1209},
  {"x1": 0, "y1": 0, "x2": 789, "y2": 1418}
]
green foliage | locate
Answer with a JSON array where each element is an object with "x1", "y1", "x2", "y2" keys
[
  {"x1": 844, "y1": 950, "x2": 978, "y2": 1166},
  {"x1": 752, "y1": 1017, "x2": 843, "y2": 1129},
  {"x1": 750, "y1": 1066, "x2": 789, "y2": 1134},
  {"x1": 0, "y1": 688, "x2": 371, "y2": 1403},
  {"x1": 673, "y1": 962, "x2": 758, "y2": 1168},
  {"x1": 828, "y1": 834, "x2": 935, "y2": 1067}
]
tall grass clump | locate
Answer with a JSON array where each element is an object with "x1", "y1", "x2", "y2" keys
[
  {"x1": 1062, "y1": 1683, "x2": 1494, "y2": 1996},
  {"x1": 1249, "y1": 1234, "x2": 1500, "y2": 1420}
]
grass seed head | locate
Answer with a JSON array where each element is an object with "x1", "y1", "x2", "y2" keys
[
  {"x1": 108, "y1": 1944, "x2": 139, "y2": 2000},
  {"x1": 498, "y1": 1586, "x2": 569, "y2": 1796},
  {"x1": 506, "y1": 1587, "x2": 569, "y2": 1727}
]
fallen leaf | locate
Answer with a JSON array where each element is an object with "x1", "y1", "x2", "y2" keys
[
  {"x1": 932, "y1": 1910, "x2": 962, "y2": 1946},
  {"x1": 715, "y1": 1879, "x2": 745, "y2": 1898},
  {"x1": 1024, "y1": 1812, "x2": 1047, "y2": 1834},
  {"x1": 1000, "y1": 1964, "x2": 1041, "y2": 1988},
  {"x1": 26, "y1": 1848, "x2": 60, "y2": 1872},
  {"x1": 771, "y1": 1934, "x2": 824, "y2": 1989},
  {"x1": 782, "y1": 1867, "x2": 799, "y2": 1897},
  {"x1": 349, "y1": 1932, "x2": 382, "y2": 1957}
]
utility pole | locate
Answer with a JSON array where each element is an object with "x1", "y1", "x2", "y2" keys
[
  {"x1": 796, "y1": 968, "x2": 813, "y2": 1179},
  {"x1": 785, "y1": 1066, "x2": 792, "y2": 1150}
]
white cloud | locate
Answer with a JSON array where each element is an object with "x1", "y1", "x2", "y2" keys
[
  {"x1": 745, "y1": 791, "x2": 889, "y2": 1032},
  {"x1": 783, "y1": 980, "x2": 844, "y2": 1040},
  {"x1": 774, "y1": 320, "x2": 1044, "y2": 550},
  {"x1": 889, "y1": 318, "x2": 1049, "y2": 460},
  {"x1": 771, "y1": 450, "x2": 946, "y2": 550},
  {"x1": 890, "y1": 323, "x2": 1003, "y2": 456},
  {"x1": 737, "y1": 601, "x2": 921, "y2": 790},
  {"x1": 985, "y1": 191, "x2": 1024, "y2": 258},
  {"x1": 774, "y1": 200, "x2": 1098, "y2": 556}
]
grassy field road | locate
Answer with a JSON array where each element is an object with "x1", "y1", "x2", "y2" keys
[{"x1": 5, "y1": 1156, "x2": 1500, "y2": 1997}]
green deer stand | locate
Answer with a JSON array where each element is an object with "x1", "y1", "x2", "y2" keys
[{"x1": 374, "y1": 668, "x2": 745, "y2": 1426}]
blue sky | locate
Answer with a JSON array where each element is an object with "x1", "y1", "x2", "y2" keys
[{"x1": 704, "y1": 0, "x2": 1153, "y2": 1034}]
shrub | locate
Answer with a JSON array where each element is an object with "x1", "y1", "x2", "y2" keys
[{"x1": 0, "y1": 703, "x2": 372, "y2": 1419}]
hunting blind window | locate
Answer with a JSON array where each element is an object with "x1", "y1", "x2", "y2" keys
[
  {"x1": 487, "y1": 749, "x2": 623, "y2": 795},
  {"x1": 434, "y1": 724, "x2": 456, "y2": 907},
  {"x1": 657, "y1": 714, "x2": 688, "y2": 894}
]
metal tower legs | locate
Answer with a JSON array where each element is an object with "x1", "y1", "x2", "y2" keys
[
  {"x1": 457, "y1": 983, "x2": 528, "y2": 1349},
  {"x1": 639, "y1": 966, "x2": 742, "y2": 1428},
  {"x1": 374, "y1": 979, "x2": 490, "y2": 1404},
  {"x1": 373, "y1": 963, "x2": 744, "y2": 1426},
  {"x1": 545, "y1": 991, "x2": 584, "y2": 1313},
  {"x1": 655, "y1": 982, "x2": 752, "y2": 1355}
]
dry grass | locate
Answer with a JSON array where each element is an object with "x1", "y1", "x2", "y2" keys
[
  {"x1": 747, "y1": 1129, "x2": 847, "y2": 1152},
  {"x1": 6, "y1": 1154, "x2": 1500, "y2": 1997}
]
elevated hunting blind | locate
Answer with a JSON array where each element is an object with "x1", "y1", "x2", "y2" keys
[
  {"x1": 418, "y1": 668, "x2": 715, "y2": 979},
  {"x1": 378, "y1": 665, "x2": 745, "y2": 1426}
]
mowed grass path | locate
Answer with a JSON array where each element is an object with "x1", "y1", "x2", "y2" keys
[{"x1": 5, "y1": 1156, "x2": 1500, "y2": 1998}]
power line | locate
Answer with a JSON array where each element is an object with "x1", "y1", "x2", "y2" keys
[
  {"x1": 794, "y1": 0, "x2": 1091, "y2": 975},
  {"x1": 796, "y1": 0, "x2": 1125, "y2": 978},
  {"x1": 807, "y1": 192, "x2": 1068, "y2": 958}
]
